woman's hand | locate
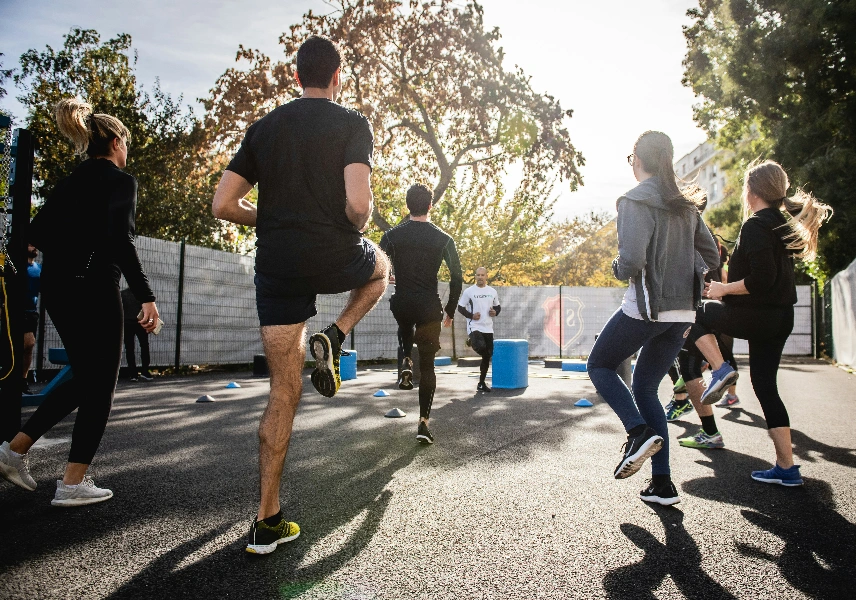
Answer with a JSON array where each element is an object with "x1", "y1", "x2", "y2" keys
[
  {"x1": 704, "y1": 281, "x2": 727, "y2": 301},
  {"x1": 139, "y1": 301, "x2": 160, "y2": 333}
]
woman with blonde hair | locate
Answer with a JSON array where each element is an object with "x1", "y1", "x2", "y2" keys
[
  {"x1": 0, "y1": 99, "x2": 160, "y2": 506},
  {"x1": 689, "y1": 159, "x2": 832, "y2": 486},
  {"x1": 587, "y1": 131, "x2": 720, "y2": 506}
]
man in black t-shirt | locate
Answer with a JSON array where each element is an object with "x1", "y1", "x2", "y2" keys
[
  {"x1": 212, "y1": 36, "x2": 389, "y2": 556},
  {"x1": 380, "y1": 185, "x2": 463, "y2": 445}
]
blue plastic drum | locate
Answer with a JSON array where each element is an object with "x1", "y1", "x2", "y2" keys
[
  {"x1": 340, "y1": 350, "x2": 358, "y2": 381},
  {"x1": 492, "y1": 339, "x2": 529, "y2": 389}
]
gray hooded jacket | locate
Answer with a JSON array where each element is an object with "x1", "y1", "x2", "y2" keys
[{"x1": 613, "y1": 176, "x2": 720, "y2": 321}]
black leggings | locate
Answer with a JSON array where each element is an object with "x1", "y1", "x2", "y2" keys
[
  {"x1": 390, "y1": 293, "x2": 442, "y2": 420},
  {"x1": 678, "y1": 333, "x2": 737, "y2": 382},
  {"x1": 472, "y1": 332, "x2": 494, "y2": 382},
  {"x1": 22, "y1": 278, "x2": 123, "y2": 464},
  {"x1": 123, "y1": 321, "x2": 150, "y2": 373},
  {"x1": 688, "y1": 301, "x2": 793, "y2": 429}
]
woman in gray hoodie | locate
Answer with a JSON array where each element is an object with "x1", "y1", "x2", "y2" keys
[{"x1": 587, "y1": 131, "x2": 720, "y2": 506}]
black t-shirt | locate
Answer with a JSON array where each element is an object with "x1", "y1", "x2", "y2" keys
[
  {"x1": 379, "y1": 220, "x2": 463, "y2": 318},
  {"x1": 726, "y1": 207, "x2": 797, "y2": 307},
  {"x1": 227, "y1": 98, "x2": 374, "y2": 278}
]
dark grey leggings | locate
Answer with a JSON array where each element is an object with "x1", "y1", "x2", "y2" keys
[
  {"x1": 391, "y1": 293, "x2": 442, "y2": 420},
  {"x1": 22, "y1": 278, "x2": 123, "y2": 464},
  {"x1": 688, "y1": 301, "x2": 793, "y2": 429}
]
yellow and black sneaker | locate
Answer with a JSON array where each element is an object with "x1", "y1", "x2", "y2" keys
[
  {"x1": 309, "y1": 324, "x2": 343, "y2": 397},
  {"x1": 246, "y1": 513, "x2": 300, "y2": 555}
]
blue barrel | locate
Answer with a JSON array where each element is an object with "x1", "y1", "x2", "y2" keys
[
  {"x1": 340, "y1": 350, "x2": 358, "y2": 381},
  {"x1": 492, "y1": 339, "x2": 529, "y2": 389}
]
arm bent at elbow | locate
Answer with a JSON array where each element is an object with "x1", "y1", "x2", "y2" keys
[
  {"x1": 212, "y1": 171, "x2": 256, "y2": 227},
  {"x1": 344, "y1": 163, "x2": 373, "y2": 231}
]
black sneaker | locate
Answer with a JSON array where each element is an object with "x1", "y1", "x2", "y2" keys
[
  {"x1": 309, "y1": 324, "x2": 342, "y2": 398},
  {"x1": 139, "y1": 370, "x2": 153, "y2": 381},
  {"x1": 129, "y1": 374, "x2": 139, "y2": 382},
  {"x1": 399, "y1": 357, "x2": 414, "y2": 390},
  {"x1": 640, "y1": 479, "x2": 681, "y2": 506},
  {"x1": 246, "y1": 515, "x2": 301, "y2": 555},
  {"x1": 614, "y1": 426, "x2": 664, "y2": 479},
  {"x1": 477, "y1": 382, "x2": 492, "y2": 393},
  {"x1": 416, "y1": 421, "x2": 434, "y2": 444},
  {"x1": 22, "y1": 379, "x2": 33, "y2": 395}
]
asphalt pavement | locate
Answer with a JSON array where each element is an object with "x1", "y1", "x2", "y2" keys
[{"x1": 1, "y1": 357, "x2": 854, "y2": 599}]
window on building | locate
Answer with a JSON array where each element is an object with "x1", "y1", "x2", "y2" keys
[
  {"x1": 701, "y1": 167, "x2": 706, "y2": 180},
  {"x1": 712, "y1": 164, "x2": 718, "y2": 176},
  {"x1": 712, "y1": 182, "x2": 718, "y2": 197},
  {"x1": 682, "y1": 164, "x2": 686, "y2": 175}
]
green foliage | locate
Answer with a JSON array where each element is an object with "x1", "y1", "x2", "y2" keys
[
  {"x1": 542, "y1": 212, "x2": 622, "y2": 287},
  {"x1": 13, "y1": 29, "x2": 227, "y2": 248},
  {"x1": 683, "y1": 0, "x2": 856, "y2": 278}
]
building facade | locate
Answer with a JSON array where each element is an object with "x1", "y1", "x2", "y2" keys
[{"x1": 674, "y1": 140, "x2": 729, "y2": 207}]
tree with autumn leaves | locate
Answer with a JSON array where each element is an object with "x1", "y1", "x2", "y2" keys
[
  {"x1": 10, "y1": 2, "x2": 618, "y2": 284},
  {"x1": 205, "y1": 0, "x2": 594, "y2": 283}
]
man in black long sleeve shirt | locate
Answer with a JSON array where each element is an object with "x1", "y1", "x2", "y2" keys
[{"x1": 379, "y1": 184, "x2": 463, "y2": 444}]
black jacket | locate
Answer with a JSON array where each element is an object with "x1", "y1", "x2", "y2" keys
[
  {"x1": 726, "y1": 207, "x2": 797, "y2": 307},
  {"x1": 29, "y1": 158, "x2": 155, "y2": 303}
]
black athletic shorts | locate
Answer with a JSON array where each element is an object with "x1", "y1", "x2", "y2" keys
[
  {"x1": 23, "y1": 310, "x2": 39, "y2": 334},
  {"x1": 255, "y1": 238, "x2": 377, "y2": 326}
]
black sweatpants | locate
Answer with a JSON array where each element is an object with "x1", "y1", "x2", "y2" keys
[
  {"x1": 22, "y1": 278, "x2": 123, "y2": 464},
  {"x1": 471, "y1": 332, "x2": 494, "y2": 383},
  {"x1": 689, "y1": 301, "x2": 793, "y2": 429},
  {"x1": 390, "y1": 293, "x2": 442, "y2": 420},
  {"x1": 123, "y1": 321, "x2": 150, "y2": 374}
]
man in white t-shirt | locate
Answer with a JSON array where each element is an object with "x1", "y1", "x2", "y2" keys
[{"x1": 457, "y1": 267, "x2": 501, "y2": 392}]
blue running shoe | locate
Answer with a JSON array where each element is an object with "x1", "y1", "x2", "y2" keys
[
  {"x1": 751, "y1": 464, "x2": 804, "y2": 487},
  {"x1": 701, "y1": 364, "x2": 739, "y2": 405}
]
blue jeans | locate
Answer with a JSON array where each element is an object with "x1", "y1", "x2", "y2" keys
[{"x1": 587, "y1": 310, "x2": 691, "y2": 476}]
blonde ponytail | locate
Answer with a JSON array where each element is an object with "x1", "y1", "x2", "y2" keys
[
  {"x1": 53, "y1": 98, "x2": 131, "y2": 157},
  {"x1": 743, "y1": 160, "x2": 833, "y2": 261},
  {"x1": 54, "y1": 98, "x2": 93, "y2": 155}
]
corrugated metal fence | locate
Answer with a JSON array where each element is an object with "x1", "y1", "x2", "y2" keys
[{"x1": 34, "y1": 236, "x2": 815, "y2": 371}]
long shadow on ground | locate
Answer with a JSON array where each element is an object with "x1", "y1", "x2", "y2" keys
[
  {"x1": 681, "y1": 449, "x2": 855, "y2": 599},
  {"x1": 0, "y1": 372, "x2": 606, "y2": 599},
  {"x1": 603, "y1": 507, "x2": 736, "y2": 600}
]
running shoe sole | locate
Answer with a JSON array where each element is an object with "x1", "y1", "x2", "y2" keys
[
  {"x1": 750, "y1": 474, "x2": 804, "y2": 487},
  {"x1": 399, "y1": 369, "x2": 413, "y2": 390},
  {"x1": 246, "y1": 530, "x2": 301, "y2": 554},
  {"x1": 701, "y1": 370, "x2": 739, "y2": 405},
  {"x1": 639, "y1": 492, "x2": 681, "y2": 506},
  {"x1": 309, "y1": 333, "x2": 337, "y2": 398},
  {"x1": 0, "y1": 461, "x2": 36, "y2": 491},
  {"x1": 416, "y1": 434, "x2": 434, "y2": 444},
  {"x1": 614, "y1": 436, "x2": 664, "y2": 480},
  {"x1": 51, "y1": 491, "x2": 114, "y2": 507}
]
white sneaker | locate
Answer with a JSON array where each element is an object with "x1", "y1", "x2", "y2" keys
[
  {"x1": 51, "y1": 476, "x2": 113, "y2": 507},
  {"x1": 0, "y1": 440, "x2": 37, "y2": 491}
]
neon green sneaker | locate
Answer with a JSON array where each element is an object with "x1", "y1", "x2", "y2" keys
[
  {"x1": 673, "y1": 377, "x2": 687, "y2": 394},
  {"x1": 664, "y1": 398, "x2": 694, "y2": 422},
  {"x1": 246, "y1": 515, "x2": 300, "y2": 555},
  {"x1": 678, "y1": 430, "x2": 725, "y2": 449}
]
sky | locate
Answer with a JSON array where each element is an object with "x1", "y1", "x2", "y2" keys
[{"x1": 0, "y1": 0, "x2": 708, "y2": 220}]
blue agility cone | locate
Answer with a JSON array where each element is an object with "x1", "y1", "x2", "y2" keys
[
  {"x1": 196, "y1": 395, "x2": 216, "y2": 403},
  {"x1": 373, "y1": 389, "x2": 390, "y2": 397},
  {"x1": 226, "y1": 382, "x2": 241, "y2": 389},
  {"x1": 574, "y1": 398, "x2": 594, "y2": 407}
]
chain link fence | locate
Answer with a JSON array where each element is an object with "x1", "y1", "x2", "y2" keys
[{"x1": 33, "y1": 236, "x2": 816, "y2": 372}]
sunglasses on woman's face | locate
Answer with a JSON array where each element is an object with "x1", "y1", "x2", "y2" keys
[{"x1": 627, "y1": 154, "x2": 635, "y2": 166}]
